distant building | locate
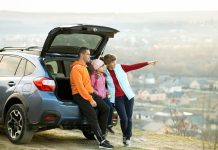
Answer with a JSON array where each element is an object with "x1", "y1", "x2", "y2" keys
[
  {"x1": 138, "y1": 75, "x2": 145, "y2": 84},
  {"x1": 134, "y1": 111, "x2": 155, "y2": 121},
  {"x1": 179, "y1": 77, "x2": 194, "y2": 89},
  {"x1": 135, "y1": 90, "x2": 150, "y2": 100},
  {"x1": 156, "y1": 75, "x2": 171, "y2": 83},
  {"x1": 213, "y1": 80, "x2": 218, "y2": 90},
  {"x1": 169, "y1": 86, "x2": 182, "y2": 93},
  {"x1": 159, "y1": 78, "x2": 183, "y2": 93},
  {"x1": 136, "y1": 89, "x2": 166, "y2": 102},
  {"x1": 145, "y1": 73, "x2": 156, "y2": 84},
  {"x1": 149, "y1": 93, "x2": 167, "y2": 101},
  {"x1": 190, "y1": 79, "x2": 211, "y2": 90},
  {"x1": 179, "y1": 94, "x2": 197, "y2": 105},
  {"x1": 189, "y1": 80, "x2": 200, "y2": 90}
]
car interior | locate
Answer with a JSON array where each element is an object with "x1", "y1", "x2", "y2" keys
[{"x1": 45, "y1": 60, "x2": 73, "y2": 102}]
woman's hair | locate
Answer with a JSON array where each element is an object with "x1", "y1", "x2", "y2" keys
[{"x1": 102, "y1": 54, "x2": 117, "y2": 65}]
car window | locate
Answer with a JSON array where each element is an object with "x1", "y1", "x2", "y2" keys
[
  {"x1": 45, "y1": 61, "x2": 66, "y2": 78},
  {"x1": 25, "y1": 61, "x2": 35, "y2": 75},
  {"x1": 15, "y1": 59, "x2": 27, "y2": 76},
  {"x1": 0, "y1": 55, "x2": 21, "y2": 76},
  {"x1": 45, "y1": 61, "x2": 58, "y2": 74},
  {"x1": 49, "y1": 33, "x2": 102, "y2": 55},
  {"x1": 52, "y1": 34, "x2": 102, "y2": 50},
  {"x1": 64, "y1": 61, "x2": 72, "y2": 77}
]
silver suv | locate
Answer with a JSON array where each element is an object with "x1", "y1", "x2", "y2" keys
[{"x1": 0, "y1": 24, "x2": 119, "y2": 144}]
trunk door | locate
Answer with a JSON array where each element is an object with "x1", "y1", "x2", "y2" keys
[{"x1": 41, "y1": 24, "x2": 119, "y2": 58}]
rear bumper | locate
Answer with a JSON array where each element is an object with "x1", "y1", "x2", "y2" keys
[{"x1": 27, "y1": 91, "x2": 86, "y2": 127}]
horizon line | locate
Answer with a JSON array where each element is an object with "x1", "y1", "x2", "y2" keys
[{"x1": 1, "y1": 10, "x2": 218, "y2": 14}]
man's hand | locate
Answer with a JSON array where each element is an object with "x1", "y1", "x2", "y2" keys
[
  {"x1": 148, "y1": 61, "x2": 158, "y2": 65},
  {"x1": 90, "y1": 100, "x2": 97, "y2": 107}
]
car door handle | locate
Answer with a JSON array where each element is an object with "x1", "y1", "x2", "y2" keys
[{"x1": 8, "y1": 81, "x2": 16, "y2": 87}]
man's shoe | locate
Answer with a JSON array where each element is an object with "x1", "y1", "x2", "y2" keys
[
  {"x1": 99, "y1": 140, "x2": 114, "y2": 149},
  {"x1": 107, "y1": 127, "x2": 115, "y2": 134}
]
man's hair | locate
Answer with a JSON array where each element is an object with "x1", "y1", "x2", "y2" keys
[
  {"x1": 78, "y1": 47, "x2": 89, "y2": 57},
  {"x1": 103, "y1": 54, "x2": 117, "y2": 65}
]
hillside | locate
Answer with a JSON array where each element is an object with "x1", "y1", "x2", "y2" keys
[{"x1": 0, "y1": 126, "x2": 214, "y2": 150}]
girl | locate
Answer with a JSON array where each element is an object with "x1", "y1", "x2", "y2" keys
[{"x1": 91, "y1": 59, "x2": 115, "y2": 135}]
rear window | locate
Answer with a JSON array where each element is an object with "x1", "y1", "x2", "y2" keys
[
  {"x1": 49, "y1": 33, "x2": 102, "y2": 54},
  {"x1": 0, "y1": 55, "x2": 21, "y2": 76},
  {"x1": 25, "y1": 61, "x2": 35, "y2": 75},
  {"x1": 15, "y1": 59, "x2": 27, "y2": 76}
]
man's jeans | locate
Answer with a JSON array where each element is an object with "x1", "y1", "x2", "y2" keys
[{"x1": 73, "y1": 93, "x2": 109, "y2": 142}]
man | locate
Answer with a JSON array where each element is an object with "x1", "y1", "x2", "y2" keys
[{"x1": 70, "y1": 47, "x2": 113, "y2": 149}]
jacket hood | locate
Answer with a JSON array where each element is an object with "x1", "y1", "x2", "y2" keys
[{"x1": 70, "y1": 60, "x2": 86, "y2": 69}]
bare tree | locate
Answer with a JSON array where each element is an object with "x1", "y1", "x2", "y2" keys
[{"x1": 201, "y1": 90, "x2": 218, "y2": 150}]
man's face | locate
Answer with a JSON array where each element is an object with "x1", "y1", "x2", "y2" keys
[{"x1": 81, "y1": 49, "x2": 91, "y2": 63}]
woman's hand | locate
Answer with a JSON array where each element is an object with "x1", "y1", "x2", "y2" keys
[{"x1": 148, "y1": 61, "x2": 158, "y2": 65}]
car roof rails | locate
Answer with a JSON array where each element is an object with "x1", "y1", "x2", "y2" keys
[
  {"x1": 0, "y1": 47, "x2": 24, "y2": 52},
  {"x1": 0, "y1": 46, "x2": 41, "y2": 52},
  {"x1": 25, "y1": 46, "x2": 42, "y2": 52}
]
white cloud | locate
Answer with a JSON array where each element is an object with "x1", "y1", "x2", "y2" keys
[{"x1": 0, "y1": 0, "x2": 218, "y2": 13}]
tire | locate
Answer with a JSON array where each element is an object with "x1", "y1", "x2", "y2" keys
[
  {"x1": 5, "y1": 104, "x2": 34, "y2": 144},
  {"x1": 82, "y1": 130, "x2": 95, "y2": 140}
]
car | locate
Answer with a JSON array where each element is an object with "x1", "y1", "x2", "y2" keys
[{"x1": 0, "y1": 24, "x2": 119, "y2": 144}]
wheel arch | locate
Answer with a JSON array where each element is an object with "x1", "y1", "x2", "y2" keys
[{"x1": 3, "y1": 93, "x2": 28, "y2": 123}]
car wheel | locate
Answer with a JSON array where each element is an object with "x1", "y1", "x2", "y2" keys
[
  {"x1": 5, "y1": 104, "x2": 34, "y2": 144},
  {"x1": 82, "y1": 130, "x2": 95, "y2": 140}
]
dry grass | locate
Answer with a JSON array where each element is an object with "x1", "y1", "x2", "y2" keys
[{"x1": 0, "y1": 125, "x2": 216, "y2": 150}]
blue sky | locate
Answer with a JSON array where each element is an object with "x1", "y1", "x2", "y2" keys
[{"x1": 0, "y1": 0, "x2": 218, "y2": 13}]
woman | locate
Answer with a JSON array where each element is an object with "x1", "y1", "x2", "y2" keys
[{"x1": 103, "y1": 54, "x2": 157, "y2": 147}]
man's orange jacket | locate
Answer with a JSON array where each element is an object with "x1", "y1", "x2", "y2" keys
[{"x1": 70, "y1": 60, "x2": 94, "y2": 102}]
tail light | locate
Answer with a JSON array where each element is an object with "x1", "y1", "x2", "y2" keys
[
  {"x1": 43, "y1": 114, "x2": 57, "y2": 122},
  {"x1": 41, "y1": 113, "x2": 59, "y2": 124},
  {"x1": 34, "y1": 77, "x2": 55, "y2": 92}
]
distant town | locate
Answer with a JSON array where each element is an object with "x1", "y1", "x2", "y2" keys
[{"x1": 131, "y1": 73, "x2": 218, "y2": 138}]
